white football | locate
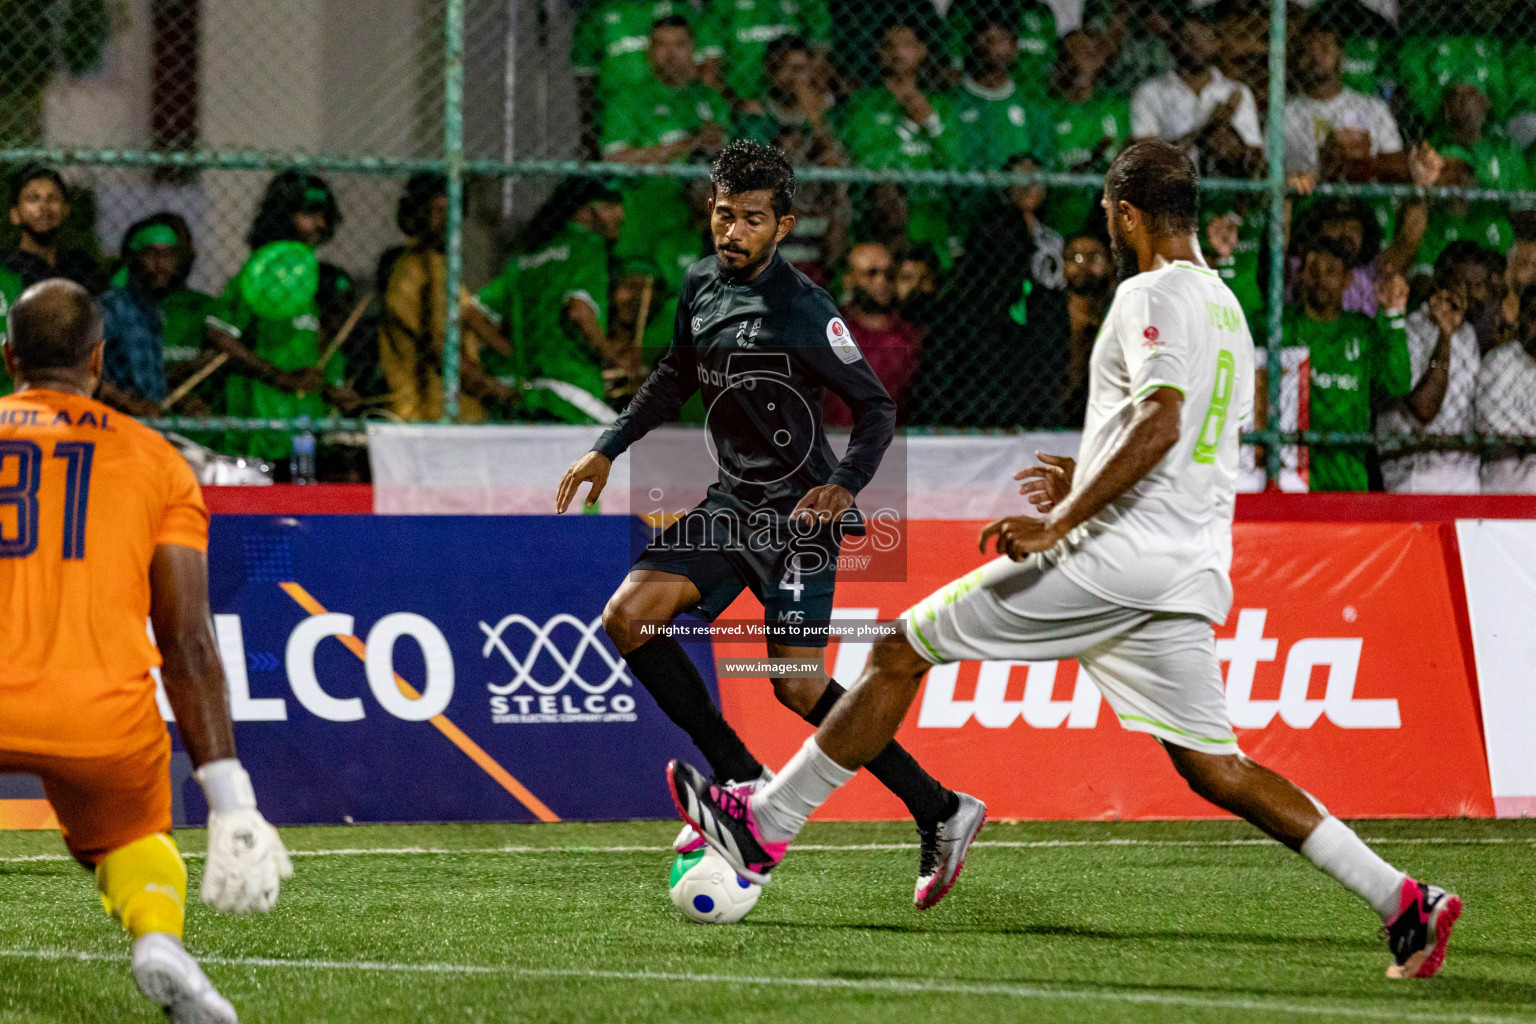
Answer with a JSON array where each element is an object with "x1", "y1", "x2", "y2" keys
[{"x1": 668, "y1": 847, "x2": 761, "y2": 924}]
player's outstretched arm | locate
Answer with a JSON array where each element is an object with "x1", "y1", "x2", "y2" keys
[
  {"x1": 565, "y1": 293, "x2": 701, "y2": 510},
  {"x1": 981, "y1": 389, "x2": 1182, "y2": 560},
  {"x1": 150, "y1": 543, "x2": 293, "y2": 914}
]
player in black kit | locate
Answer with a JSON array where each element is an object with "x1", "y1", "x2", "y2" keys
[{"x1": 557, "y1": 142, "x2": 983, "y2": 907}]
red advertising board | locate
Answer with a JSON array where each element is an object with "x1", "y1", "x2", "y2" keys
[{"x1": 715, "y1": 521, "x2": 1494, "y2": 820}]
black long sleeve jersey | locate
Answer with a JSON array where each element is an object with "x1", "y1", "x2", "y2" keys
[{"x1": 594, "y1": 253, "x2": 896, "y2": 529}]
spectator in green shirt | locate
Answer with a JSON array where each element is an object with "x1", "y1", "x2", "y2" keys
[
  {"x1": 1043, "y1": 29, "x2": 1130, "y2": 238},
  {"x1": 839, "y1": 21, "x2": 958, "y2": 264},
  {"x1": 570, "y1": 0, "x2": 702, "y2": 155},
  {"x1": 938, "y1": 0, "x2": 1058, "y2": 98},
  {"x1": 697, "y1": 0, "x2": 832, "y2": 104},
  {"x1": 1411, "y1": 152, "x2": 1516, "y2": 299},
  {"x1": 946, "y1": 15, "x2": 1055, "y2": 233},
  {"x1": 1203, "y1": 196, "x2": 1267, "y2": 342},
  {"x1": 948, "y1": 15, "x2": 1053, "y2": 173},
  {"x1": 1085, "y1": 0, "x2": 1177, "y2": 98},
  {"x1": 1272, "y1": 234, "x2": 1413, "y2": 492},
  {"x1": 602, "y1": 15, "x2": 729, "y2": 274},
  {"x1": 1399, "y1": 35, "x2": 1505, "y2": 132},
  {"x1": 476, "y1": 179, "x2": 627, "y2": 424},
  {"x1": 734, "y1": 35, "x2": 849, "y2": 285},
  {"x1": 734, "y1": 34, "x2": 839, "y2": 154},
  {"x1": 1435, "y1": 81, "x2": 1530, "y2": 194},
  {"x1": 206, "y1": 171, "x2": 362, "y2": 464}
]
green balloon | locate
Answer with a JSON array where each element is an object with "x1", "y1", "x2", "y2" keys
[{"x1": 240, "y1": 241, "x2": 318, "y2": 321}]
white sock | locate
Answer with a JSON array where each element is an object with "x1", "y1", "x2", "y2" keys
[
  {"x1": 750, "y1": 736, "x2": 856, "y2": 843},
  {"x1": 1300, "y1": 816, "x2": 1406, "y2": 919}
]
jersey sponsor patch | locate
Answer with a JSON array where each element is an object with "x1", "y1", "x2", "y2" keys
[
  {"x1": 1142, "y1": 325, "x2": 1164, "y2": 350},
  {"x1": 827, "y1": 317, "x2": 861, "y2": 363}
]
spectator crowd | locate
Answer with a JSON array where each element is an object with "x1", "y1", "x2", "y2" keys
[{"x1": 6, "y1": 0, "x2": 1536, "y2": 491}]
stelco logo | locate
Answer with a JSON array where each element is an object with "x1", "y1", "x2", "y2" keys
[
  {"x1": 916, "y1": 608, "x2": 1399, "y2": 731},
  {"x1": 149, "y1": 611, "x2": 637, "y2": 727},
  {"x1": 480, "y1": 614, "x2": 636, "y2": 724},
  {"x1": 151, "y1": 613, "x2": 456, "y2": 725}
]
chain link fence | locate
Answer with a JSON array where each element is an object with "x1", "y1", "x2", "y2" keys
[{"x1": 4, "y1": 0, "x2": 1536, "y2": 490}]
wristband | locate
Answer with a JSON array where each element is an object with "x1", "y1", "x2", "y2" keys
[{"x1": 195, "y1": 759, "x2": 258, "y2": 813}]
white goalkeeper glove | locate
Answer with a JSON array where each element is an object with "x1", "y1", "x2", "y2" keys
[{"x1": 194, "y1": 759, "x2": 293, "y2": 914}]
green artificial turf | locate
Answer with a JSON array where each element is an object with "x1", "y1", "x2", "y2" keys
[{"x1": 1, "y1": 818, "x2": 1532, "y2": 1023}]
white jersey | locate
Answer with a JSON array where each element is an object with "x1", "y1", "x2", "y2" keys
[
  {"x1": 1376, "y1": 308, "x2": 1480, "y2": 493},
  {"x1": 1282, "y1": 88, "x2": 1403, "y2": 175},
  {"x1": 1048, "y1": 260, "x2": 1255, "y2": 624},
  {"x1": 1475, "y1": 339, "x2": 1536, "y2": 493}
]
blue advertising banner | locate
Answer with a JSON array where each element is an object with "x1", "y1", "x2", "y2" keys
[{"x1": 171, "y1": 515, "x2": 715, "y2": 826}]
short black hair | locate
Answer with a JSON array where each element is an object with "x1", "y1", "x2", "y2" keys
[
  {"x1": 248, "y1": 170, "x2": 342, "y2": 249},
  {"x1": 1436, "y1": 240, "x2": 1504, "y2": 287},
  {"x1": 1309, "y1": 197, "x2": 1382, "y2": 265},
  {"x1": 1510, "y1": 209, "x2": 1536, "y2": 244},
  {"x1": 397, "y1": 172, "x2": 447, "y2": 236},
  {"x1": 7, "y1": 280, "x2": 101, "y2": 372},
  {"x1": 651, "y1": 14, "x2": 692, "y2": 36},
  {"x1": 1300, "y1": 232, "x2": 1355, "y2": 267},
  {"x1": 1104, "y1": 140, "x2": 1199, "y2": 235},
  {"x1": 764, "y1": 32, "x2": 810, "y2": 70},
  {"x1": 900, "y1": 242, "x2": 941, "y2": 269},
  {"x1": 710, "y1": 140, "x2": 797, "y2": 218},
  {"x1": 9, "y1": 164, "x2": 66, "y2": 207},
  {"x1": 967, "y1": 13, "x2": 1014, "y2": 41}
]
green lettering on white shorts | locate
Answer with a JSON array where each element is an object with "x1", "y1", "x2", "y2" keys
[
  {"x1": 1118, "y1": 712, "x2": 1237, "y2": 745},
  {"x1": 904, "y1": 569, "x2": 983, "y2": 661}
]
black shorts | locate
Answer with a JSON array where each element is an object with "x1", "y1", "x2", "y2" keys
[{"x1": 632, "y1": 508, "x2": 841, "y2": 648}]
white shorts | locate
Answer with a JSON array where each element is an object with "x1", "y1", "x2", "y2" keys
[{"x1": 900, "y1": 555, "x2": 1240, "y2": 755}]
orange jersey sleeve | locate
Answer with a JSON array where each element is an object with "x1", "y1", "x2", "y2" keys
[
  {"x1": 154, "y1": 437, "x2": 210, "y2": 552},
  {"x1": 0, "y1": 389, "x2": 207, "y2": 757}
]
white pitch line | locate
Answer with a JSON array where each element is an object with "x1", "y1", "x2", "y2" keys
[
  {"x1": 0, "y1": 835, "x2": 1531, "y2": 864},
  {"x1": 0, "y1": 948, "x2": 1527, "y2": 1024}
]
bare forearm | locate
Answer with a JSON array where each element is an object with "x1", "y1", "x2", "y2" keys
[
  {"x1": 1406, "y1": 340, "x2": 1452, "y2": 423},
  {"x1": 1347, "y1": 151, "x2": 1409, "y2": 183},
  {"x1": 1379, "y1": 202, "x2": 1427, "y2": 277},
  {"x1": 208, "y1": 329, "x2": 289, "y2": 388},
  {"x1": 566, "y1": 299, "x2": 619, "y2": 363},
  {"x1": 1049, "y1": 393, "x2": 1181, "y2": 534},
  {"x1": 606, "y1": 140, "x2": 691, "y2": 164},
  {"x1": 459, "y1": 362, "x2": 516, "y2": 404},
  {"x1": 161, "y1": 633, "x2": 237, "y2": 767}
]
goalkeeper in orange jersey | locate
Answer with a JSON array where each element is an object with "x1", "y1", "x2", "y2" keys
[{"x1": 0, "y1": 280, "x2": 291, "y2": 1024}]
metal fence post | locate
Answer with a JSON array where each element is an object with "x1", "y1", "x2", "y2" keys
[
  {"x1": 1264, "y1": 0, "x2": 1287, "y2": 488},
  {"x1": 443, "y1": 0, "x2": 466, "y2": 422}
]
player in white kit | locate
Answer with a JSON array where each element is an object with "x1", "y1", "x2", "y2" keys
[{"x1": 668, "y1": 141, "x2": 1463, "y2": 979}]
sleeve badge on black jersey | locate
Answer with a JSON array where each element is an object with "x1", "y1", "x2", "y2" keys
[{"x1": 827, "y1": 317, "x2": 861, "y2": 364}]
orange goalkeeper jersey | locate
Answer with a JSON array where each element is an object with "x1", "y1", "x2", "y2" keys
[{"x1": 0, "y1": 389, "x2": 208, "y2": 757}]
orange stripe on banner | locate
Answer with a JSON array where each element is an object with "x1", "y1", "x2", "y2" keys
[
  {"x1": 0, "y1": 799, "x2": 59, "y2": 830},
  {"x1": 278, "y1": 582, "x2": 560, "y2": 823}
]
